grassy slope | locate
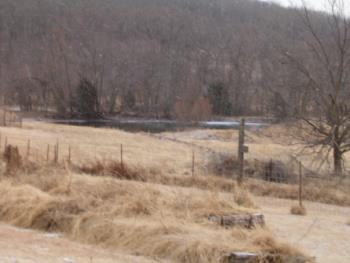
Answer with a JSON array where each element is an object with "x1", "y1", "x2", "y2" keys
[
  {"x1": 0, "y1": 122, "x2": 313, "y2": 262},
  {"x1": 0, "y1": 122, "x2": 200, "y2": 175},
  {"x1": 0, "y1": 166, "x2": 306, "y2": 263},
  {"x1": 0, "y1": 121, "x2": 349, "y2": 205}
]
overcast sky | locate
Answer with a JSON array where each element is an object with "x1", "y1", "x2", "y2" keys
[{"x1": 259, "y1": 0, "x2": 350, "y2": 15}]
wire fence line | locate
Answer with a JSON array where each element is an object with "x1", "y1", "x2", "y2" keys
[{"x1": 0, "y1": 125, "x2": 349, "y2": 217}]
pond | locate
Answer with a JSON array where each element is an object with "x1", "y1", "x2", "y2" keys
[{"x1": 51, "y1": 118, "x2": 268, "y2": 133}]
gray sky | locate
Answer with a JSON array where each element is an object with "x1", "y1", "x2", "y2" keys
[{"x1": 259, "y1": 0, "x2": 350, "y2": 15}]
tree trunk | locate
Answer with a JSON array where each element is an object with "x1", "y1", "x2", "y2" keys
[
  {"x1": 333, "y1": 146, "x2": 342, "y2": 176},
  {"x1": 333, "y1": 126, "x2": 342, "y2": 176}
]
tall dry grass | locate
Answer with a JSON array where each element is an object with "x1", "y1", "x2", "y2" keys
[
  {"x1": 0, "y1": 121, "x2": 348, "y2": 208},
  {"x1": 0, "y1": 160, "x2": 310, "y2": 263},
  {"x1": 75, "y1": 159, "x2": 350, "y2": 207},
  {"x1": 245, "y1": 178, "x2": 350, "y2": 207}
]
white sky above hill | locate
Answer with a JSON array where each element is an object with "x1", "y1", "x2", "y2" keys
[{"x1": 259, "y1": 0, "x2": 350, "y2": 16}]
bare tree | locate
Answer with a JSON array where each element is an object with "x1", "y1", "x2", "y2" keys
[{"x1": 284, "y1": 0, "x2": 350, "y2": 176}]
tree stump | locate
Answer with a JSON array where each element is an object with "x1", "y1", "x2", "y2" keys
[
  {"x1": 224, "y1": 252, "x2": 258, "y2": 263},
  {"x1": 208, "y1": 213, "x2": 265, "y2": 229}
]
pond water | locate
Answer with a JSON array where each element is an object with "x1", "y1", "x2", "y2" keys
[{"x1": 52, "y1": 118, "x2": 268, "y2": 133}]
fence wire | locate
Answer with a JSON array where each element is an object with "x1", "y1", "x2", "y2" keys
[{"x1": 0, "y1": 122, "x2": 348, "y2": 217}]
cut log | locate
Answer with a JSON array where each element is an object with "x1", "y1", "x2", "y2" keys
[
  {"x1": 224, "y1": 252, "x2": 258, "y2": 263},
  {"x1": 208, "y1": 213, "x2": 265, "y2": 229}
]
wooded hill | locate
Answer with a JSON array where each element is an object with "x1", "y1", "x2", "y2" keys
[{"x1": 0, "y1": 0, "x2": 337, "y2": 119}]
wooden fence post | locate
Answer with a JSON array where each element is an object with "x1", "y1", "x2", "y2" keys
[
  {"x1": 237, "y1": 118, "x2": 247, "y2": 185},
  {"x1": 46, "y1": 144, "x2": 50, "y2": 164},
  {"x1": 299, "y1": 161, "x2": 303, "y2": 207},
  {"x1": 192, "y1": 150, "x2": 195, "y2": 176},
  {"x1": 68, "y1": 145, "x2": 71, "y2": 164},
  {"x1": 55, "y1": 140, "x2": 59, "y2": 164},
  {"x1": 120, "y1": 144, "x2": 124, "y2": 167},
  {"x1": 4, "y1": 136, "x2": 7, "y2": 150},
  {"x1": 26, "y1": 139, "x2": 31, "y2": 161}
]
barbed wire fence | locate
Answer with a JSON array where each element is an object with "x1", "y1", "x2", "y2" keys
[{"x1": 0, "y1": 119, "x2": 348, "y2": 218}]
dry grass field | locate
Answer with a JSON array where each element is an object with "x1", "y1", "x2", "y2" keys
[
  {"x1": 0, "y1": 121, "x2": 348, "y2": 262},
  {"x1": 0, "y1": 122, "x2": 200, "y2": 176},
  {"x1": 0, "y1": 163, "x2": 307, "y2": 262},
  {"x1": 0, "y1": 121, "x2": 348, "y2": 206},
  {"x1": 0, "y1": 121, "x2": 316, "y2": 262}
]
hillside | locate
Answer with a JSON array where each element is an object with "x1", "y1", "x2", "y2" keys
[{"x1": 0, "y1": 0, "x2": 331, "y2": 119}]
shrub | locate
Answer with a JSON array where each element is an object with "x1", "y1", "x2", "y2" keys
[
  {"x1": 73, "y1": 78, "x2": 100, "y2": 119},
  {"x1": 78, "y1": 161, "x2": 145, "y2": 182},
  {"x1": 208, "y1": 83, "x2": 232, "y2": 115},
  {"x1": 290, "y1": 205, "x2": 307, "y2": 216},
  {"x1": 3, "y1": 145, "x2": 22, "y2": 174}
]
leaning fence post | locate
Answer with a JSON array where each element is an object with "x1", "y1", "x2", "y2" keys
[{"x1": 299, "y1": 161, "x2": 303, "y2": 207}]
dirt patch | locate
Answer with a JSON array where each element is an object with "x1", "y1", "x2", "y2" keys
[
  {"x1": 0, "y1": 224, "x2": 155, "y2": 263},
  {"x1": 256, "y1": 196, "x2": 350, "y2": 263}
]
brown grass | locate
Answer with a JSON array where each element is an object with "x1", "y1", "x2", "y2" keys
[
  {"x1": 245, "y1": 179, "x2": 350, "y2": 207},
  {"x1": 0, "y1": 121, "x2": 317, "y2": 261},
  {"x1": 78, "y1": 161, "x2": 145, "y2": 181},
  {"x1": 0, "y1": 121, "x2": 200, "y2": 175},
  {"x1": 0, "y1": 162, "x2": 309, "y2": 263},
  {"x1": 78, "y1": 160, "x2": 350, "y2": 208},
  {"x1": 0, "y1": 121, "x2": 348, "y2": 208},
  {"x1": 290, "y1": 205, "x2": 307, "y2": 216}
]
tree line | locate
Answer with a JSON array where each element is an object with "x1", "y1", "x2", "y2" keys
[{"x1": 0, "y1": 0, "x2": 325, "y2": 119}]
